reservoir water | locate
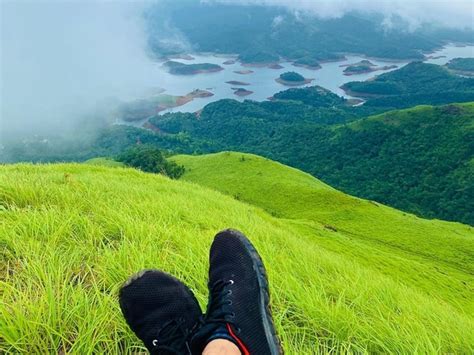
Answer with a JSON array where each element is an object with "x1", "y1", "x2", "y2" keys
[{"x1": 141, "y1": 44, "x2": 474, "y2": 116}]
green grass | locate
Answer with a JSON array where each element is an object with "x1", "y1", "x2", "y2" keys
[
  {"x1": 84, "y1": 157, "x2": 125, "y2": 168},
  {"x1": 1, "y1": 153, "x2": 474, "y2": 353}
]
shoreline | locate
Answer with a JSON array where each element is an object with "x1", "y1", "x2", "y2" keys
[
  {"x1": 343, "y1": 65, "x2": 398, "y2": 76},
  {"x1": 339, "y1": 86, "x2": 384, "y2": 99},
  {"x1": 241, "y1": 63, "x2": 276, "y2": 68},
  {"x1": 226, "y1": 80, "x2": 250, "y2": 86},
  {"x1": 145, "y1": 43, "x2": 473, "y2": 116},
  {"x1": 161, "y1": 42, "x2": 474, "y2": 69},
  {"x1": 275, "y1": 77, "x2": 314, "y2": 86},
  {"x1": 234, "y1": 70, "x2": 254, "y2": 75},
  {"x1": 232, "y1": 88, "x2": 253, "y2": 96},
  {"x1": 169, "y1": 67, "x2": 224, "y2": 75},
  {"x1": 155, "y1": 91, "x2": 212, "y2": 113},
  {"x1": 292, "y1": 62, "x2": 322, "y2": 70},
  {"x1": 120, "y1": 89, "x2": 214, "y2": 123}
]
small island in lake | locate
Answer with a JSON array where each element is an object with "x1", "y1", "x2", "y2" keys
[
  {"x1": 164, "y1": 60, "x2": 224, "y2": 75},
  {"x1": 268, "y1": 64, "x2": 284, "y2": 69},
  {"x1": 232, "y1": 88, "x2": 253, "y2": 96},
  {"x1": 275, "y1": 71, "x2": 313, "y2": 86},
  {"x1": 293, "y1": 56, "x2": 322, "y2": 69},
  {"x1": 226, "y1": 80, "x2": 250, "y2": 86},
  {"x1": 446, "y1": 57, "x2": 474, "y2": 76},
  {"x1": 223, "y1": 59, "x2": 236, "y2": 65},
  {"x1": 341, "y1": 60, "x2": 397, "y2": 76},
  {"x1": 234, "y1": 70, "x2": 254, "y2": 75}
]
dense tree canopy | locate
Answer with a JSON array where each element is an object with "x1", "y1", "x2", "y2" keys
[
  {"x1": 116, "y1": 145, "x2": 185, "y2": 178},
  {"x1": 342, "y1": 62, "x2": 474, "y2": 108},
  {"x1": 148, "y1": 99, "x2": 474, "y2": 225},
  {"x1": 447, "y1": 58, "x2": 474, "y2": 72}
]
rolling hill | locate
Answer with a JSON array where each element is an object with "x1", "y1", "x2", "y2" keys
[
  {"x1": 1, "y1": 153, "x2": 473, "y2": 353},
  {"x1": 154, "y1": 102, "x2": 474, "y2": 225}
]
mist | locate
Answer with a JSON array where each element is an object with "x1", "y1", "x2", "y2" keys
[
  {"x1": 1, "y1": 0, "x2": 159, "y2": 141},
  {"x1": 1, "y1": 0, "x2": 472, "y2": 144},
  {"x1": 211, "y1": 0, "x2": 474, "y2": 30}
]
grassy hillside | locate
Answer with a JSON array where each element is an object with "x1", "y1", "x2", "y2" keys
[
  {"x1": 155, "y1": 102, "x2": 474, "y2": 225},
  {"x1": 2, "y1": 155, "x2": 473, "y2": 353},
  {"x1": 173, "y1": 152, "x2": 474, "y2": 296},
  {"x1": 84, "y1": 157, "x2": 125, "y2": 168}
]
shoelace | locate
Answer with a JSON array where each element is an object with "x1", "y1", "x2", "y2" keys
[
  {"x1": 204, "y1": 279, "x2": 240, "y2": 332},
  {"x1": 151, "y1": 317, "x2": 191, "y2": 355}
]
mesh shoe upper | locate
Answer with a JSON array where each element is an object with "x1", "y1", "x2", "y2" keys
[
  {"x1": 119, "y1": 270, "x2": 202, "y2": 355},
  {"x1": 191, "y1": 229, "x2": 282, "y2": 355}
]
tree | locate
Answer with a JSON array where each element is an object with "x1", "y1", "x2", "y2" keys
[{"x1": 116, "y1": 145, "x2": 184, "y2": 179}]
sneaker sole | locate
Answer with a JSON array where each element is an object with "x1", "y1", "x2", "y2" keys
[{"x1": 223, "y1": 230, "x2": 283, "y2": 355}]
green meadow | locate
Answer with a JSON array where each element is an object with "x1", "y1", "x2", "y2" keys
[{"x1": 1, "y1": 152, "x2": 473, "y2": 353}]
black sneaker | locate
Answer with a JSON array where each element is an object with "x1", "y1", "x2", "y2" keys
[
  {"x1": 119, "y1": 270, "x2": 202, "y2": 355},
  {"x1": 191, "y1": 229, "x2": 283, "y2": 355}
]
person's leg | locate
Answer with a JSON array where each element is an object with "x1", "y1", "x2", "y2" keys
[
  {"x1": 202, "y1": 339, "x2": 241, "y2": 355},
  {"x1": 191, "y1": 229, "x2": 282, "y2": 355}
]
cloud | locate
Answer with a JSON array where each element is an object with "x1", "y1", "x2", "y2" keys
[
  {"x1": 272, "y1": 15, "x2": 284, "y2": 28},
  {"x1": 1, "y1": 0, "x2": 160, "y2": 139},
  {"x1": 208, "y1": 0, "x2": 474, "y2": 30},
  {"x1": 1, "y1": 0, "x2": 471, "y2": 141}
]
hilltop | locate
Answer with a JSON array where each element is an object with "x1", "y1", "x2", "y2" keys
[{"x1": 1, "y1": 153, "x2": 473, "y2": 353}]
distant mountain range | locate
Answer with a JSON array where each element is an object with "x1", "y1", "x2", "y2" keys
[{"x1": 146, "y1": 3, "x2": 474, "y2": 62}]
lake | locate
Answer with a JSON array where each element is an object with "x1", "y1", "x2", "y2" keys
[{"x1": 144, "y1": 44, "x2": 474, "y2": 115}]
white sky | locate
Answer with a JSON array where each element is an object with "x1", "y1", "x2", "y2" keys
[{"x1": 1, "y1": 1, "x2": 157, "y2": 137}]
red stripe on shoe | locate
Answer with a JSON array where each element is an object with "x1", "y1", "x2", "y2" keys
[{"x1": 226, "y1": 323, "x2": 250, "y2": 355}]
